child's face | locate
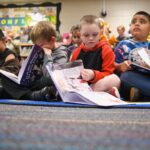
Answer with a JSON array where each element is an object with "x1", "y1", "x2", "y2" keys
[
  {"x1": 130, "y1": 14, "x2": 150, "y2": 41},
  {"x1": 80, "y1": 23, "x2": 100, "y2": 49},
  {"x1": 117, "y1": 27, "x2": 125, "y2": 36},
  {"x1": 71, "y1": 31, "x2": 82, "y2": 46},
  {"x1": 35, "y1": 38, "x2": 55, "y2": 49}
]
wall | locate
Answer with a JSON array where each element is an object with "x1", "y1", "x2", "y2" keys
[
  {"x1": 0, "y1": 0, "x2": 150, "y2": 36},
  {"x1": 104, "y1": 0, "x2": 150, "y2": 35}
]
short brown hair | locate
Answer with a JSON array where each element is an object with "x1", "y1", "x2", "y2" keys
[
  {"x1": 70, "y1": 24, "x2": 80, "y2": 34},
  {"x1": 80, "y1": 15, "x2": 101, "y2": 29},
  {"x1": 30, "y1": 21, "x2": 56, "y2": 43}
]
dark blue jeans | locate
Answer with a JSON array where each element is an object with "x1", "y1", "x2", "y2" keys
[{"x1": 120, "y1": 71, "x2": 150, "y2": 99}]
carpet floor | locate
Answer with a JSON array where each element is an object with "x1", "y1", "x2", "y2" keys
[{"x1": 0, "y1": 104, "x2": 150, "y2": 150}]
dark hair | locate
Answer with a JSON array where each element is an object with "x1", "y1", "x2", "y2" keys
[
  {"x1": 0, "y1": 29, "x2": 5, "y2": 39},
  {"x1": 134, "y1": 11, "x2": 150, "y2": 22}
]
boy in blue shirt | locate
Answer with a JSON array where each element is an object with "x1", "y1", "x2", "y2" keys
[{"x1": 114, "y1": 11, "x2": 150, "y2": 101}]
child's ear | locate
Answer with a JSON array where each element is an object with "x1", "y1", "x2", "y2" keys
[{"x1": 51, "y1": 36, "x2": 56, "y2": 42}]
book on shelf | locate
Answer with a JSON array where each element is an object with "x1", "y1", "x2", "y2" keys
[
  {"x1": 0, "y1": 44, "x2": 44, "y2": 86},
  {"x1": 19, "y1": 43, "x2": 33, "y2": 57},
  {"x1": 129, "y1": 47, "x2": 150, "y2": 74},
  {"x1": 46, "y1": 60, "x2": 128, "y2": 107}
]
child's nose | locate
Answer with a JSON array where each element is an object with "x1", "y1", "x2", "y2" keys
[
  {"x1": 89, "y1": 36, "x2": 94, "y2": 40},
  {"x1": 135, "y1": 21, "x2": 140, "y2": 26}
]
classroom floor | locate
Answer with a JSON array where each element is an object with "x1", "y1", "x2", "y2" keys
[{"x1": 0, "y1": 104, "x2": 150, "y2": 150}]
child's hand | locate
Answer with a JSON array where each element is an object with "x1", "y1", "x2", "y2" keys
[
  {"x1": 6, "y1": 36, "x2": 12, "y2": 43},
  {"x1": 81, "y1": 69, "x2": 95, "y2": 81},
  {"x1": 119, "y1": 60, "x2": 132, "y2": 72}
]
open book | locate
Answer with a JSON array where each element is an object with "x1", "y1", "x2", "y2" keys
[
  {"x1": 129, "y1": 47, "x2": 150, "y2": 74},
  {"x1": 46, "y1": 60, "x2": 127, "y2": 106},
  {"x1": 0, "y1": 44, "x2": 44, "y2": 86}
]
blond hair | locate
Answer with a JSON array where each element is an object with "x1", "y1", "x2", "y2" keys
[
  {"x1": 80, "y1": 15, "x2": 101, "y2": 29},
  {"x1": 30, "y1": 21, "x2": 56, "y2": 43},
  {"x1": 117, "y1": 25, "x2": 125, "y2": 31}
]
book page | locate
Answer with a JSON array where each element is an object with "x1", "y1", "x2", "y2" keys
[
  {"x1": 63, "y1": 91, "x2": 96, "y2": 105},
  {"x1": 46, "y1": 60, "x2": 92, "y2": 103},
  {"x1": 75, "y1": 91, "x2": 127, "y2": 106},
  {"x1": 52, "y1": 69, "x2": 92, "y2": 92},
  {"x1": 138, "y1": 48, "x2": 150, "y2": 67},
  {"x1": 0, "y1": 69, "x2": 19, "y2": 83}
]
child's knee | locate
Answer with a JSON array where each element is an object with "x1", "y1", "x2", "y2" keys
[{"x1": 108, "y1": 74, "x2": 121, "y2": 88}]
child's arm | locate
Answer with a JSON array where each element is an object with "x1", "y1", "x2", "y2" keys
[
  {"x1": 114, "y1": 41, "x2": 132, "y2": 72},
  {"x1": 89, "y1": 45, "x2": 115, "y2": 83},
  {"x1": 1, "y1": 56, "x2": 20, "y2": 75},
  {"x1": 5, "y1": 54, "x2": 16, "y2": 62},
  {"x1": 42, "y1": 46, "x2": 68, "y2": 77},
  {"x1": 115, "y1": 60, "x2": 132, "y2": 72},
  {"x1": 80, "y1": 69, "x2": 95, "y2": 81}
]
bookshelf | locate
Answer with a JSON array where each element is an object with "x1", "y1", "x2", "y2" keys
[{"x1": 19, "y1": 43, "x2": 33, "y2": 58}]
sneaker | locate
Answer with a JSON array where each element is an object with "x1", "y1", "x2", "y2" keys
[
  {"x1": 130, "y1": 87, "x2": 141, "y2": 101},
  {"x1": 108, "y1": 87, "x2": 121, "y2": 99},
  {"x1": 29, "y1": 87, "x2": 49, "y2": 101},
  {"x1": 29, "y1": 86, "x2": 57, "y2": 101},
  {"x1": 45, "y1": 86, "x2": 58, "y2": 101}
]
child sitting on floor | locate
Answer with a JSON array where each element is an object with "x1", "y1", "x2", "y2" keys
[
  {"x1": 70, "y1": 15, "x2": 121, "y2": 98},
  {"x1": 0, "y1": 29, "x2": 20, "y2": 98},
  {"x1": 1, "y1": 21, "x2": 68, "y2": 101},
  {"x1": 114, "y1": 11, "x2": 150, "y2": 101},
  {"x1": 67, "y1": 24, "x2": 82, "y2": 58}
]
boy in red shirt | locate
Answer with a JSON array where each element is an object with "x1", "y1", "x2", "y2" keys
[{"x1": 71, "y1": 15, "x2": 120, "y2": 97}]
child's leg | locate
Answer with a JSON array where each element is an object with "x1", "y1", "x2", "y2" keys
[
  {"x1": 91, "y1": 74, "x2": 120, "y2": 92},
  {"x1": 120, "y1": 71, "x2": 150, "y2": 98}
]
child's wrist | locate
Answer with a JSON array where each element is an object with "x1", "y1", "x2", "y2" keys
[{"x1": 89, "y1": 70, "x2": 96, "y2": 82}]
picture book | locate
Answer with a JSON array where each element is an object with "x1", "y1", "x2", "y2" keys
[
  {"x1": 129, "y1": 47, "x2": 150, "y2": 74},
  {"x1": 0, "y1": 44, "x2": 44, "y2": 86},
  {"x1": 46, "y1": 60, "x2": 127, "y2": 106}
]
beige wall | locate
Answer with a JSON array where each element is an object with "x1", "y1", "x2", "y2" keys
[
  {"x1": 104, "y1": 0, "x2": 150, "y2": 36},
  {"x1": 0, "y1": 0, "x2": 150, "y2": 36}
]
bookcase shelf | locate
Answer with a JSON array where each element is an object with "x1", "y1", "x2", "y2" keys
[{"x1": 19, "y1": 43, "x2": 33, "y2": 58}]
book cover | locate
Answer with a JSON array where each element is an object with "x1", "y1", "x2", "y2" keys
[
  {"x1": 131, "y1": 63, "x2": 150, "y2": 75},
  {"x1": 0, "y1": 44, "x2": 44, "y2": 86}
]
